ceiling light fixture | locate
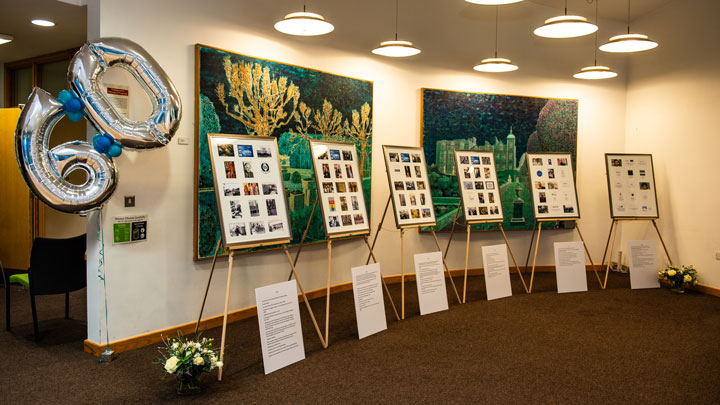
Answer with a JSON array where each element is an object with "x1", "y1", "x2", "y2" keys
[
  {"x1": 0, "y1": 34, "x2": 14, "y2": 45},
  {"x1": 599, "y1": 0, "x2": 657, "y2": 53},
  {"x1": 274, "y1": 2, "x2": 334, "y2": 36},
  {"x1": 533, "y1": 0, "x2": 597, "y2": 38},
  {"x1": 31, "y1": 19, "x2": 55, "y2": 27},
  {"x1": 573, "y1": 0, "x2": 617, "y2": 80},
  {"x1": 464, "y1": 0, "x2": 524, "y2": 4},
  {"x1": 474, "y1": 6, "x2": 518, "y2": 72},
  {"x1": 372, "y1": 0, "x2": 421, "y2": 57},
  {"x1": 574, "y1": 0, "x2": 617, "y2": 80}
]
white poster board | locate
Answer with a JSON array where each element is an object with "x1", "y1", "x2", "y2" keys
[
  {"x1": 605, "y1": 154, "x2": 659, "y2": 218},
  {"x1": 382, "y1": 145, "x2": 436, "y2": 228},
  {"x1": 413, "y1": 251, "x2": 449, "y2": 315},
  {"x1": 351, "y1": 263, "x2": 388, "y2": 339},
  {"x1": 627, "y1": 240, "x2": 661, "y2": 289},
  {"x1": 454, "y1": 150, "x2": 504, "y2": 222},
  {"x1": 482, "y1": 244, "x2": 512, "y2": 300},
  {"x1": 207, "y1": 134, "x2": 292, "y2": 248},
  {"x1": 526, "y1": 153, "x2": 580, "y2": 219},
  {"x1": 553, "y1": 241, "x2": 588, "y2": 293},
  {"x1": 255, "y1": 280, "x2": 305, "y2": 374},
  {"x1": 309, "y1": 140, "x2": 371, "y2": 236}
]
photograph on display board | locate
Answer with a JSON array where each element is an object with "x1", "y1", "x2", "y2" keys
[
  {"x1": 195, "y1": 44, "x2": 373, "y2": 260},
  {"x1": 207, "y1": 134, "x2": 292, "y2": 248},
  {"x1": 421, "y1": 88, "x2": 578, "y2": 232},
  {"x1": 310, "y1": 139, "x2": 370, "y2": 236},
  {"x1": 526, "y1": 153, "x2": 580, "y2": 219},
  {"x1": 604, "y1": 153, "x2": 659, "y2": 218},
  {"x1": 453, "y1": 150, "x2": 504, "y2": 223},
  {"x1": 383, "y1": 145, "x2": 437, "y2": 228}
]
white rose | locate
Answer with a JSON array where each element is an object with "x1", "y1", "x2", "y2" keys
[
  {"x1": 171, "y1": 342, "x2": 179, "y2": 350},
  {"x1": 164, "y1": 356, "x2": 180, "y2": 373},
  {"x1": 217, "y1": 361, "x2": 224, "y2": 368},
  {"x1": 193, "y1": 356, "x2": 205, "y2": 366}
]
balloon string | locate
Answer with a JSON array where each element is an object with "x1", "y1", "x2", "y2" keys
[{"x1": 96, "y1": 210, "x2": 112, "y2": 364}]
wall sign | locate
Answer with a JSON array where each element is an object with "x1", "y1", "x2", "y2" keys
[{"x1": 113, "y1": 215, "x2": 147, "y2": 244}]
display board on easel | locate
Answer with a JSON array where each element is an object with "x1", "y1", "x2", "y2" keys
[
  {"x1": 382, "y1": 145, "x2": 436, "y2": 228},
  {"x1": 203, "y1": 133, "x2": 325, "y2": 380},
  {"x1": 605, "y1": 153, "x2": 659, "y2": 218},
  {"x1": 309, "y1": 139, "x2": 370, "y2": 236},
  {"x1": 526, "y1": 153, "x2": 580, "y2": 219}
]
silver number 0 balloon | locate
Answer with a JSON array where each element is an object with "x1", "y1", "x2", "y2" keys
[{"x1": 15, "y1": 37, "x2": 182, "y2": 214}]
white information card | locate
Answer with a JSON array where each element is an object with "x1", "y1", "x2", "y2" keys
[
  {"x1": 255, "y1": 280, "x2": 305, "y2": 374},
  {"x1": 414, "y1": 251, "x2": 449, "y2": 315},
  {"x1": 553, "y1": 241, "x2": 588, "y2": 293},
  {"x1": 628, "y1": 240, "x2": 661, "y2": 289},
  {"x1": 482, "y1": 244, "x2": 513, "y2": 300},
  {"x1": 351, "y1": 263, "x2": 388, "y2": 339}
]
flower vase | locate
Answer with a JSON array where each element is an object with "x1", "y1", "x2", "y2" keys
[
  {"x1": 671, "y1": 285, "x2": 685, "y2": 294},
  {"x1": 177, "y1": 375, "x2": 201, "y2": 396}
]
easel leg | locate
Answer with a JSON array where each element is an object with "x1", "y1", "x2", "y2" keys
[
  {"x1": 528, "y1": 221, "x2": 542, "y2": 293},
  {"x1": 463, "y1": 224, "x2": 471, "y2": 303},
  {"x1": 400, "y1": 228, "x2": 405, "y2": 320},
  {"x1": 364, "y1": 235, "x2": 400, "y2": 321},
  {"x1": 195, "y1": 238, "x2": 222, "y2": 334},
  {"x1": 652, "y1": 220, "x2": 674, "y2": 265},
  {"x1": 324, "y1": 240, "x2": 332, "y2": 348},
  {"x1": 366, "y1": 197, "x2": 391, "y2": 265},
  {"x1": 598, "y1": 220, "x2": 615, "y2": 287},
  {"x1": 603, "y1": 220, "x2": 619, "y2": 289},
  {"x1": 443, "y1": 204, "x2": 462, "y2": 260},
  {"x1": 499, "y1": 224, "x2": 528, "y2": 294},
  {"x1": 524, "y1": 220, "x2": 539, "y2": 273},
  {"x1": 574, "y1": 222, "x2": 603, "y2": 288},
  {"x1": 287, "y1": 197, "x2": 319, "y2": 281},
  {"x1": 430, "y1": 230, "x2": 462, "y2": 304},
  {"x1": 217, "y1": 251, "x2": 234, "y2": 382},
  {"x1": 282, "y1": 245, "x2": 325, "y2": 347}
]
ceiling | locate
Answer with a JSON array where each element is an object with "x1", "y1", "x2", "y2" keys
[{"x1": 0, "y1": 0, "x2": 674, "y2": 65}]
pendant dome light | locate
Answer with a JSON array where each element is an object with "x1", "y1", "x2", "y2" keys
[
  {"x1": 599, "y1": 0, "x2": 657, "y2": 53},
  {"x1": 465, "y1": 0, "x2": 524, "y2": 4},
  {"x1": 0, "y1": 33, "x2": 13, "y2": 45},
  {"x1": 574, "y1": 0, "x2": 617, "y2": 79},
  {"x1": 534, "y1": 0, "x2": 597, "y2": 38},
  {"x1": 372, "y1": 0, "x2": 421, "y2": 57},
  {"x1": 474, "y1": 6, "x2": 518, "y2": 72},
  {"x1": 274, "y1": 2, "x2": 334, "y2": 36}
]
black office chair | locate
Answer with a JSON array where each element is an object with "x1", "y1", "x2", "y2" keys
[{"x1": 6, "y1": 234, "x2": 87, "y2": 341}]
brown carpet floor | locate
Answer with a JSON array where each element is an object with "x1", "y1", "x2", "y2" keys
[{"x1": 2, "y1": 271, "x2": 719, "y2": 403}]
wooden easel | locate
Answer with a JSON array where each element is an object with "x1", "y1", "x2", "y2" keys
[
  {"x1": 285, "y1": 196, "x2": 400, "y2": 348},
  {"x1": 441, "y1": 203, "x2": 529, "y2": 301},
  {"x1": 194, "y1": 238, "x2": 325, "y2": 381},
  {"x1": 599, "y1": 218, "x2": 673, "y2": 289},
  {"x1": 523, "y1": 219, "x2": 602, "y2": 293},
  {"x1": 365, "y1": 196, "x2": 462, "y2": 319}
]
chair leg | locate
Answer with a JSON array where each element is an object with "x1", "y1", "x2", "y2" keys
[
  {"x1": 30, "y1": 294, "x2": 39, "y2": 341},
  {"x1": 5, "y1": 283, "x2": 9, "y2": 331},
  {"x1": 65, "y1": 292, "x2": 69, "y2": 319}
]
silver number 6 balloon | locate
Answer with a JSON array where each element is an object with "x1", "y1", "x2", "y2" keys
[{"x1": 15, "y1": 37, "x2": 182, "y2": 214}]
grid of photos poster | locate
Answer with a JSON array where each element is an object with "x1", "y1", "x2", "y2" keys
[
  {"x1": 527, "y1": 153, "x2": 580, "y2": 219},
  {"x1": 209, "y1": 136, "x2": 291, "y2": 246},
  {"x1": 454, "y1": 150, "x2": 503, "y2": 222},
  {"x1": 311, "y1": 141, "x2": 370, "y2": 235},
  {"x1": 383, "y1": 146, "x2": 436, "y2": 227},
  {"x1": 605, "y1": 154, "x2": 658, "y2": 218}
]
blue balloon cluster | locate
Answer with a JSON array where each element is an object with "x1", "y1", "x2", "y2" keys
[
  {"x1": 57, "y1": 89, "x2": 86, "y2": 122},
  {"x1": 92, "y1": 133, "x2": 123, "y2": 158}
]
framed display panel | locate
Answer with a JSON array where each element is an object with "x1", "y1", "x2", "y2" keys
[
  {"x1": 309, "y1": 139, "x2": 371, "y2": 237},
  {"x1": 526, "y1": 152, "x2": 580, "y2": 219},
  {"x1": 207, "y1": 134, "x2": 292, "y2": 248},
  {"x1": 383, "y1": 145, "x2": 437, "y2": 228},
  {"x1": 195, "y1": 44, "x2": 373, "y2": 260},
  {"x1": 605, "y1": 153, "x2": 659, "y2": 218},
  {"x1": 420, "y1": 87, "x2": 578, "y2": 231},
  {"x1": 453, "y1": 150, "x2": 504, "y2": 223}
]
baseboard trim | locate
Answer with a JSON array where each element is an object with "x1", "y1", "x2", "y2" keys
[{"x1": 84, "y1": 265, "x2": 717, "y2": 357}]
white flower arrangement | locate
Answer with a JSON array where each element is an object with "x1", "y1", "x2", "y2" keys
[
  {"x1": 658, "y1": 265, "x2": 698, "y2": 291},
  {"x1": 157, "y1": 332, "x2": 222, "y2": 383}
]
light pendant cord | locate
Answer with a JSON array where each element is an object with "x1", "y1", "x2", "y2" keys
[
  {"x1": 594, "y1": 0, "x2": 598, "y2": 65},
  {"x1": 395, "y1": 0, "x2": 399, "y2": 40},
  {"x1": 627, "y1": 0, "x2": 631, "y2": 33},
  {"x1": 494, "y1": 6, "x2": 498, "y2": 57}
]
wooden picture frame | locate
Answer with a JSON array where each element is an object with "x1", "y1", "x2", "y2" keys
[{"x1": 604, "y1": 153, "x2": 659, "y2": 219}]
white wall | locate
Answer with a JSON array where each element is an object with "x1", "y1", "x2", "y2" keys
[
  {"x1": 86, "y1": 0, "x2": 630, "y2": 343},
  {"x1": 624, "y1": 0, "x2": 720, "y2": 287}
]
